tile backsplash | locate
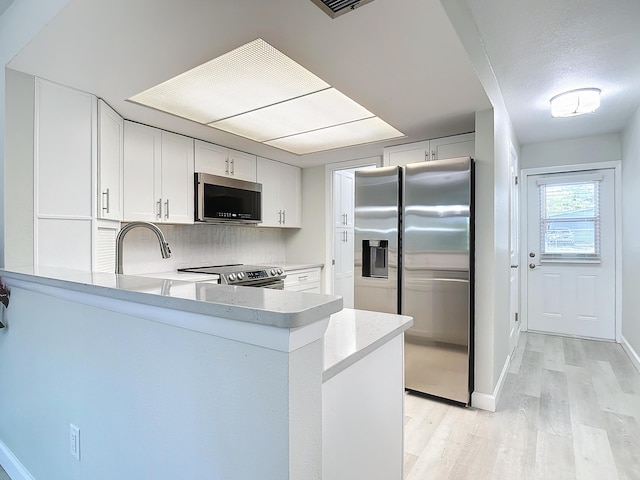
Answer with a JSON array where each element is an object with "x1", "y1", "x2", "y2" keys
[{"x1": 120, "y1": 224, "x2": 286, "y2": 275}]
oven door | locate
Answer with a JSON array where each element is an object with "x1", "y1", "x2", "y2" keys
[
  {"x1": 242, "y1": 278, "x2": 285, "y2": 290},
  {"x1": 195, "y1": 172, "x2": 262, "y2": 224}
]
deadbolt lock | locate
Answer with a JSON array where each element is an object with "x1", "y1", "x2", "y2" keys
[{"x1": 529, "y1": 252, "x2": 536, "y2": 258}]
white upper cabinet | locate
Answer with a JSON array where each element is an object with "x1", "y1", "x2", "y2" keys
[
  {"x1": 333, "y1": 170, "x2": 355, "y2": 229},
  {"x1": 383, "y1": 133, "x2": 475, "y2": 166},
  {"x1": 384, "y1": 140, "x2": 430, "y2": 167},
  {"x1": 34, "y1": 78, "x2": 96, "y2": 270},
  {"x1": 194, "y1": 139, "x2": 257, "y2": 182},
  {"x1": 97, "y1": 100, "x2": 124, "y2": 220},
  {"x1": 256, "y1": 157, "x2": 301, "y2": 228},
  {"x1": 123, "y1": 122, "x2": 194, "y2": 224}
]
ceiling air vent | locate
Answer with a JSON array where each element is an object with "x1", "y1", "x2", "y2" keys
[{"x1": 310, "y1": 0, "x2": 375, "y2": 18}]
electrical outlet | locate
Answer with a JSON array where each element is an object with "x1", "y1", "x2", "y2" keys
[{"x1": 69, "y1": 424, "x2": 80, "y2": 461}]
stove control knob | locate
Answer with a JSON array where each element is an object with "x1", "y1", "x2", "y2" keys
[
  {"x1": 277, "y1": 268, "x2": 284, "y2": 275},
  {"x1": 228, "y1": 273, "x2": 237, "y2": 282},
  {"x1": 271, "y1": 269, "x2": 277, "y2": 276},
  {"x1": 237, "y1": 272, "x2": 245, "y2": 280}
]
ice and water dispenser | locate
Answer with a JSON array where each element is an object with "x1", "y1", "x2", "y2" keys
[{"x1": 361, "y1": 240, "x2": 389, "y2": 278}]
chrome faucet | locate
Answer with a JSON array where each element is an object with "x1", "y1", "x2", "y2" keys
[{"x1": 115, "y1": 221, "x2": 171, "y2": 274}]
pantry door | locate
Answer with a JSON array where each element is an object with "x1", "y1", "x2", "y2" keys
[{"x1": 526, "y1": 168, "x2": 616, "y2": 340}]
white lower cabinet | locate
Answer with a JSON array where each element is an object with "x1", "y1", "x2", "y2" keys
[
  {"x1": 284, "y1": 266, "x2": 321, "y2": 293},
  {"x1": 123, "y1": 122, "x2": 194, "y2": 224},
  {"x1": 257, "y1": 157, "x2": 301, "y2": 228}
]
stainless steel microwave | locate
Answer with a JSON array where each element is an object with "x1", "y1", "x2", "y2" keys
[{"x1": 195, "y1": 172, "x2": 262, "y2": 224}]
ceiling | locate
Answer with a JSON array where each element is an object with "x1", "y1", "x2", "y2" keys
[{"x1": 7, "y1": 0, "x2": 640, "y2": 165}]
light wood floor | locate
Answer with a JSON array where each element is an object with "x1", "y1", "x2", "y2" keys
[{"x1": 404, "y1": 332, "x2": 640, "y2": 480}]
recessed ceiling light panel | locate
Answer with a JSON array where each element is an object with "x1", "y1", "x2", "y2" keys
[
  {"x1": 210, "y1": 88, "x2": 374, "y2": 142},
  {"x1": 128, "y1": 38, "x2": 404, "y2": 154},
  {"x1": 550, "y1": 88, "x2": 601, "y2": 118},
  {"x1": 130, "y1": 39, "x2": 329, "y2": 123},
  {"x1": 265, "y1": 117, "x2": 404, "y2": 155}
]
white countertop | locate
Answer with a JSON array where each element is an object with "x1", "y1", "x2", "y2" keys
[
  {"x1": 0, "y1": 266, "x2": 342, "y2": 329},
  {"x1": 322, "y1": 308, "x2": 413, "y2": 382},
  {"x1": 280, "y1": 263, "x2": 324, "y2": 271}
]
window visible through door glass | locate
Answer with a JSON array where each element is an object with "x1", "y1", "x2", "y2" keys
[{"x1": 539, "y1": 181, "x2": 600, "y2": 260}]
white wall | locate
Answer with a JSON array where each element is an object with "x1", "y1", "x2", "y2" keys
[
  {"x1": 622, "y1": 105, "x2": 640, "y2": 360},
  {"x1": 0, "y1": 0, "x2": 71, "y2": 268},
  {"x1": 521, "y1": 133, "x2": 622, "y2": 170},
  {"x1": 443, "y1": 0, "x2": 520, "y2": 408},
  {"x1": 4, "y1": 68, "x2": 35, "y2": 268}
]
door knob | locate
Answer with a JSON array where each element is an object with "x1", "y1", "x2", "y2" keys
[{"x1": 529, "y1": 263, "x2": 538, "y2": 270}]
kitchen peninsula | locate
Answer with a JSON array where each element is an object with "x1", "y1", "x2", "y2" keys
[{"x1": 0, "y1": 267, "x2": 412, "y2": 480}]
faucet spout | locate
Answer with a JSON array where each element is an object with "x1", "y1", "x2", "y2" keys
[{"x1": 115, "y1": 221, "x2": 172, "y2": 274}]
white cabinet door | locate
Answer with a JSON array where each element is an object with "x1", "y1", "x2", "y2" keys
[
  {"x1": 34, "y1": 78, "x2": 96, "y2": 269},
  {"x1": 429, "y1": 132, "x2": 475, "y2": 160},
  {"x1": 257, "y1": 157, "x2": 301, "y2": 228},
  {"x1": 195, "y1": 140, "x2": 257, "y2": 182},
  {"x1": 279, "y1": 162, "x2": 301, "y2": 227},
  {"x1": 194, "y1": 139, "x2": 230, "y2": 177},
  {"x1": 97, "y1": 100, "x2": 124, "y2": 220},
  {"x1": 124, "y1": 123, "x2": 194, "y2": 224},
  {"x1": 124, "y1": 121, "x2": 162, "y2": 222},
  {"x1": 228, "y1": 148, "x2": 257, "y2": 182},
  {"x1": 160, "y1": 131, "x2": 194, "y2": 224},
  {"x1": 334, "y1": 229, "x2": 354, "y2": 307},
  {"x1": 257, "y1": 157, "x2": 281, "y2": 226},
  {"x1": 334, "y1": 170, "x2": 354, "y2": 228},
  {"x1": 383, "y1": 140, "x2": 430, "y2": 166}
]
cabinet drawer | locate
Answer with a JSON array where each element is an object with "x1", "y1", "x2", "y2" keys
[{"x1": 284, "y1": 267, "x2": 320, "y2": 286}]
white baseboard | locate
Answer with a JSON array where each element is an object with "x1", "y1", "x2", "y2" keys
[
  {"x1": 471, "y1": 354, "x2": 511, "y2": 412},
  {"x1": 0, "y1": 439, "x2": 35, "y2": 480},
  {"x1": 621, "y1": 335, "x2": 640, "y2": 375}
]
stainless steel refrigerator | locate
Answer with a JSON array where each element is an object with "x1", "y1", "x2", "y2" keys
[{"x1": 354, "y1": 157, "x2": 473, "y2": 405}]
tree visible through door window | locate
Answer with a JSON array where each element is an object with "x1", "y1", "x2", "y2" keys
[{"x1": 539, "y1": 180, "x2": 600, "y2": 259}]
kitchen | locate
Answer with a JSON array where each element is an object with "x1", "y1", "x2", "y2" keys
[{"x1": 1, "y1": 0, "x2": 640, "y2": 479}]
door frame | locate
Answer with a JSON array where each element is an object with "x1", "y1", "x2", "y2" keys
[
  {"x1": 324, "y1": 156, "x2": 381, "y2": 295},
  {"x1": 520, "y1": 161, "x2": 622, "y2": 341}
]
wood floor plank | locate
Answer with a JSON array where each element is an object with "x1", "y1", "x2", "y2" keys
[
  {"x1": 543, "y1": 334, "x2": 566, "y2": 372},
  {"x1": 538, "y1": 369, "x2": 572, "y2": 438},
  {"x1": 520, "y1": 349, "x2": 543, "y2": 398},
  {"x1": 566, "y1": 369, "x2": 605, "y2": 429},
  {"x1": 563, "y1": 336, "x2": 587, "y2": 368},
  {"x1": 572, "y1": 423, "x2": 619, "y2": 480},
  {"x1": 448, "y1": 434, "x2": 499, "y2": 480},
  {"x1": 534, "y1": 430, "x2": 576, "y2": 480},
  {"x1": 602, "y1": 412, "x2": 640, "y2": 480},
  {"x1": 403, "y1": 398, "x2": 449, "y2": 456},
  {"x1": 527, "y1": 332, "x2": 546, "y2": 353},
  {"x1": 509, "y1": 336, "x2": 526, "y2": 374},
  {"x1": 403, "y1": 452, "x2": 419, "y2": 478}
]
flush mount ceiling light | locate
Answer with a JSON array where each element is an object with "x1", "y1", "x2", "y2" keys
[
  {"x1": 128, "y1": 38, "x2": 403, "y2": 155},
  {"x1": 550, "y1": 88, "x2": 601, "y2": 118}
]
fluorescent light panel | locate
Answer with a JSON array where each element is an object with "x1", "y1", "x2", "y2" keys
[
  {"x1": 550, "y1": 88, "x2": 601, "y2": 118},
  {"x1": 210, "y1": 88, "x2": 374, "y2": 142},
  {"x1": 128, "y1": 38, "x2": 404, "y2": 154},
  {"x1": 265, "y1": 117, "x2": 404, "y2": 155}
]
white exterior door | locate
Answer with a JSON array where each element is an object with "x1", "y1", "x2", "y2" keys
[{"x1": 526, "y1": 169, "x2": 616, "y2": 339}]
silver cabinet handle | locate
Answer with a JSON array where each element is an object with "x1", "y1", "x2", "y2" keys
[
  {"x1": 225, "y1": 159, "x2": 229, "y2": 175},
  {"x1": 278, "y1": 210, "x2": 282, "y2": 224},
  {"x1": 230, "y1": 159, "x2": 235, "y2": 176},
  {"x1": 344, "y1": 213, "x2": 348, "y2": 225},
  {"x1": 157, "y1": 198, "x2": 162, "y2": 219},
  {"x1": 431, "y1": 150, "x2": 436, "y2": 161},
  {"x1": 282, "y1": 210, "x2": 286, "y2": 225},
  {"x1": 102, "y1": 188, "x2": 110, "y2": 214},
  {"x1": 298, "y1": 275, "x2": 309, "y2": 281},
  {"x1": 164, "y1": 199, "x2": 170, "y2": 220}
]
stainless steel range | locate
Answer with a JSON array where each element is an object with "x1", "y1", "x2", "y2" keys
[{"x1": 178, "y1": 264, "x2": 286, "y2": 289}]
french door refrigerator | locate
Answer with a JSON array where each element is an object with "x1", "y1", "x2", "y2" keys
[{"x1": 354, "y1": 157, "x2": 473, "y2": 405}]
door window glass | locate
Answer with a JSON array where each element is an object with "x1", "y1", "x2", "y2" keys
[{"x1": 539, "y1": 181, "x2": 600, "y2": 260}]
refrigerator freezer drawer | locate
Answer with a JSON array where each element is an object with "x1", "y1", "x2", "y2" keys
[{"x1": 402, "y1": 269, "x2": 469, "y2": 346}]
